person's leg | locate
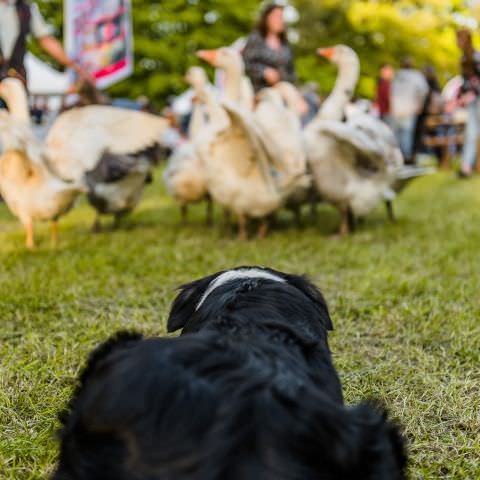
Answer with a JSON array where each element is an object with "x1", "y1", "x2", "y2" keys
[
  {"x1": 402, "y1": 115, "x2": 417, "y2": 163},
  {"x1": 460, "y1": 100, "x2": 479, "y2": 175},
  {"x1": 394, "y1": 117, "x2": 411, "y2": 161}
]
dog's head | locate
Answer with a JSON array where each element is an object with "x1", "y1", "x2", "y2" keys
[
  {"x1": 167, "y1": 266, "x2": 333, "y2": 335},
  {"x1": 53, "y1": 331, "x2": 406, "y2": 480}
]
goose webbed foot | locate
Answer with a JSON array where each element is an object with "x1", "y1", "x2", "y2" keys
[
  {"x1": 113, "y1": 212, "x2": 126, "y2": 230},
  {"x1": 309, "y1": 200, "x2": 318, "y2": 220},
  {"x1": 50, "y1": 221, "x2": 58, "y2": 247},
  {"x1": 238, "y1": 214, "x2": 248, "y2": 241},
  {"x1": 180, "y1": 205, "x2": 188, "y2": 225},
  {"x1": 338, "y1": 206, "x2": 355, "y2": 236},
  {"x1": 223, "y1": 209, "x2": 233, "y2": 234},
  {"x1": 91, "y1": 216, "x2": 102, "y2": 233},
  {"x1": 258, "y1": 218, "x2": 269, "y2": 239},
  {"x1": 292, "y1": 207, "x2": 303, "y2": 228},
  {"x1": 385, "y1": 200, "x2": 396, "y2": 223},
  {"x1": 25, "y1": 220, "x2": 34, "y2": 249}
]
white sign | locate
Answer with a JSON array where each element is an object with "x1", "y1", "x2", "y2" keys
[{"x1": 65, "y1": 0, "x2": 134, "y2": 89}]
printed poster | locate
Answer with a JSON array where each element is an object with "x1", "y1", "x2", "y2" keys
[{"x1": 65, "y1": 0, "x2": 133, "y2": 88}]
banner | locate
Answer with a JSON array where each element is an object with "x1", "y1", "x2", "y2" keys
[{"x1": 65, "y1": 0, "x2": 133, "y2": 89}]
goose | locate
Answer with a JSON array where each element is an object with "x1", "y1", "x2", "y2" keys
[
  {"x1": 0, "y1": 78, "x2": 170, "y2": 232},
  {"x1": 45, "y1": 107, "x2": 169, "y2": 231},
  {"x1": 198, "y1": 49, "x2": 308, "y2": 190},
  {"x1": 163, "y1": 67, "x2": 215, "y2": 224},
  {"x1": 304, "y1": 45, "x2": 406, "y2": 234},
  {"x1": 0, "y1": 80, "x2": 84, "y2": 248},
  {"x1": 197, "y1": 48, "x2": 309, "y2": 238},
  {"x1": 272, "y1": 81, "x2": 321, "y2": 223}
]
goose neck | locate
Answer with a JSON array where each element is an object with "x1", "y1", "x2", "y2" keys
[
  {"x1": 5, "y1": 91, "x2": 31, "y2": 125},
  {"x1": 223, "y1": 67, "x2": 242, "y2": 103},
  {"x1": 316, "y1": 58, "x2": 359, "y2": 122}
]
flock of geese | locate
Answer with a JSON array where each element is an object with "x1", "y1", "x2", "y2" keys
[{"x1": 0, "y1": 44, "x2": 428, "y2": 248}]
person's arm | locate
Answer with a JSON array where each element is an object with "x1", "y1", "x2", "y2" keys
[
  {"x1": 31, "y1": 3, "x2": 91, "y2": 81},
  {"x1": 38, "y1": 35, "x2": 72, "y2": 69},
  {"x1": 39, "y1": 35, "x2": 92, "y2": 81}
]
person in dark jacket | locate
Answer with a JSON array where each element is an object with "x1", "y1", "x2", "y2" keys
[
  {"x1": 0, "y1": 0, "x2": 89, "y2": 98},
  {"x1": 242, "y1": 3, "x2": 296, "y2": 92}
]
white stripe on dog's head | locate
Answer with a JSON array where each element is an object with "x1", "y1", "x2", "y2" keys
[{"x1": 195, "y1": 268, "x2": 286, "y2": 311}]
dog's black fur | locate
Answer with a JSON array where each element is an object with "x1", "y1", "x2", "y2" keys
[
  {"x1": 53, "y1": 267, "x2": 407, "y2": 479},
  {"x1": 167, "y1": 266, "x2": 343, "y2": 403}
]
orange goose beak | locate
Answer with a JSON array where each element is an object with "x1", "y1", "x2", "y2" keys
[
  {"x1": 317, "y1": 47, "x2": 336, "y2": 60},
  {"x1": 196, "y1": 49, "x2": 218, "y2": 65}
]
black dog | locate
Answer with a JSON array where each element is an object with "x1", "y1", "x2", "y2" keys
[
  {"x1": 53, "y1": 267, "x2": 407, "y2": 479},
  {"x1": 167, "y1": 266, "x2": 344, "y2": 403}
]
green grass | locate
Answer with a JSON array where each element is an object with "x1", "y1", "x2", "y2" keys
[{"x1": 1, "y1": 172, "x2": 479, "y2": 479}]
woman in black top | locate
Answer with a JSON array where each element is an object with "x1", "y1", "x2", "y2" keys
[{"x1": 243, "y1": 3, "x2": 296, "y2": 92}]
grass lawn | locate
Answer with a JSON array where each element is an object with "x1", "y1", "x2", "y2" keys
[{"x1": 0, "y1": 171, "x2": 479, "y2": 479}]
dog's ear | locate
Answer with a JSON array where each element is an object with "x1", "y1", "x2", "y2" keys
[
  {"x1": 167, "y1": 272, "x2": 222, "y2": 332},
  {"x1": 281, "y1": 273, "x2": 333, "y2": 330},
  {"x1": 344, "y1": 403, "x2": 407, "y2": 479}
]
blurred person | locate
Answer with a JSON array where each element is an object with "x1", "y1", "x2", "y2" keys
[
  {"x1": 0, "y1": 0, "x2": 89, "y2": 107},
  {"x1": 456, "y1": 29, "x2": 480, "y2": 178},
  {"x1": 243, "y1": 3, "x2": 296, "y2": 92},
  {"x1": 414, "y1": 65, "x2": 444, "y2": 158},
  {"x1": 390, "y1": 57, "x2": 429, "y2": 163},
  {"x1": 375, "y1": 63, "x2": 394, "y2": 121}
]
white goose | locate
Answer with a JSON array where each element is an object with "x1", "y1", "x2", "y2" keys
[
  {"x1": 272, "y1": 81, "x2": 320, "y2": 222},
  {"x1": 163, "y1": 67, "x2": 214, "y2": 223},
  {"x1": 304, "y1": 45, "x2": 404, "y2": 234},
  {"x1": 197, "y1": 47, "x2": 309, "y2": 238},
  {"x1": 44, "y1": 103, "x2": 169, "y2": 231},
  {"x1": 1, "y1": 79, "x2": 169, "y2": 233},
  {"x1": 0, "y1": 79, "x2": 83, "y2": 248}
]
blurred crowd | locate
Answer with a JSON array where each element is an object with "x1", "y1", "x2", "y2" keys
[{"x1": 374, "y1": 29, "x2": 480, "y2": 177}]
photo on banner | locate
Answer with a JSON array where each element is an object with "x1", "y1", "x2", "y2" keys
[{"x1": 64, "y1": 0, "x2": 133, "y2": 88}]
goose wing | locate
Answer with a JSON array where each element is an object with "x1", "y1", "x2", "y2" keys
[
  {"x1": 393, "y1": 165, "x2": 436, "y2": 193},
  {"x1": 45, "y1": 106, "x2": 169, "y2": 181},
  {"x1": 254, "y1": 88, "x2": 305, "y2": 175},
  {"x1": 199, "y1": 100, "x2": 278, "y2": 194},
  {"x1": 316, "y1": 116, "x2": 402, "y2": 175}
]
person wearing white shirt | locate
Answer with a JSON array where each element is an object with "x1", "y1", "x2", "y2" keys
[
  {"x1": 0, "y1": 0, "x2": 89, "y2": 92},
  {"x1": 390, "y1": 57, "x2": 429, "y2": 163}
]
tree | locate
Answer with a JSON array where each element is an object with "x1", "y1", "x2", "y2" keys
[
  {"x1": 37, "y1": 0, "x2": 260, "y2": 103},
  {"x1": 35, "y1": 0, "x2": 476, "y2": 103},
  {"x1": 294, "y1": 0, "x2": 471, "y2": 97}
]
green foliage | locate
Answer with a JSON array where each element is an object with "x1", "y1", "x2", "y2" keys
[
  {"x1": 35, "y1": 0, "x2": 475, "y2": 102},
  {"x1": 36, "y1": 0, "x2": 260, "y2": 103},
  {"x1": 294, "y1": 0, "x2": 469, "y2": 97}
]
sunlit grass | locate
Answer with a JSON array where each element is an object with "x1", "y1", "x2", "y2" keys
[{"x1": 1, "y1": 171, "x2": 479, "y2": 478}]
